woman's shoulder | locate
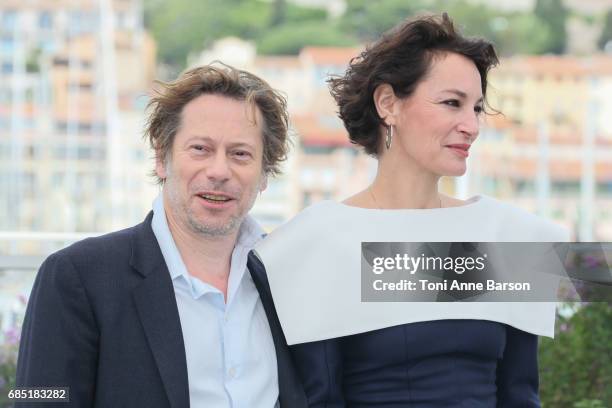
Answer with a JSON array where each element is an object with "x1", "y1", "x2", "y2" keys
[
  {"x1": 477, "y1": 195, "x2": 570, "y2": 242},
  {"x1": 255, "y1": 200, "x2": 349, "y2": 258},
  {"x1": 273, "y1": 200, "x2": 357, "y2": 233}
]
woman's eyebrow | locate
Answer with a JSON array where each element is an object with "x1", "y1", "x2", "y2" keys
[{"x1": 440, "y1": 89, "x2": 483, "y2": 103}]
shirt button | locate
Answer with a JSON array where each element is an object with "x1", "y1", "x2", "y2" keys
[
  {"x1": 228, "y1": 367, "x2": 236, "y2": 378},
  {"x1": 224, "y1": 315, "x2": 229, "y2": 323}
]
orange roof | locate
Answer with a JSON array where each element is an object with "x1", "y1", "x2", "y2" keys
[
  {"x1": 496, "y1": 55, "x2": 612, "y2": 77},
  {"x1": 480, "y1": 156, "x2": 612, "y2": 181},
  {"x1": 483, "y1": 114, "x2": 513, "y2": 130},
  {"x1": 254, "y1": 55, "x2": 301, "y2": 69},
  {"x1": 300, "y1": 46, "x2": 364, "y2": 66},
  {"x1": 292, "y1": 114, "x2": 352, "y2": 147},
  {"x1": 512, "y1": 126, "x2": 582, "y2": 145}
]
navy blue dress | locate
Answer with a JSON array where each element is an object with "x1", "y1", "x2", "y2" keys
[{"x1": 290, "y1": 319, "x2": 540, "y2": 407}]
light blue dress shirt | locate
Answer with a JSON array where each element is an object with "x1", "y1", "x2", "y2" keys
[{"x1": 151, "y1": 194, "x2": 279, "y2": 408}]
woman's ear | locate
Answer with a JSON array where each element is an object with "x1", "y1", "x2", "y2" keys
[{"x1": 373, "y1": 84, "x2": 398, "y2": 126}]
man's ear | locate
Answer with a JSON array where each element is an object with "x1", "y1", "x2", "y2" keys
[
  {"x1": 373, "y1": 83, "x2": 398, "y2": 126},
  {"x1": 155, "y1": 151, "x2": 167, "y2": 180}
]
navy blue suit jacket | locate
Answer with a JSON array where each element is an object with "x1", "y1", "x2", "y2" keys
[{"x1": 16, "y1": 212, "x2": 307, "y2": 408}]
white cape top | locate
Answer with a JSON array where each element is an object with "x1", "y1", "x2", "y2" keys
[{"x1": 255, "y1": 195, "x2": 570, "y2": 345}]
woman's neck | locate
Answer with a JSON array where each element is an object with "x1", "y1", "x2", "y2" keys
[{"x1": 369, "y1": 155, "x2": 441, "y2": 209}]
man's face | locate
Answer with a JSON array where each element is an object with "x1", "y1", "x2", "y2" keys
[{"x1": 156, "y1": 94, "x2": 267, "y2": 237}]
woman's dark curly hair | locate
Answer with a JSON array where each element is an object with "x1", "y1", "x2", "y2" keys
[{"x1": 328, "y1": 13, "x2": 499, "y2": 156}]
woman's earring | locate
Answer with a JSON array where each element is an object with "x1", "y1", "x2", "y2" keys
[{"x1": 385, "y1": 125, "x2": 393, "y2": 150}]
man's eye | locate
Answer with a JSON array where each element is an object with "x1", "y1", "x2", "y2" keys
[
  {"x1": 233, "y1": 151, "x2": 252, "y2": 159},
  {"x1": 191, "y1": 145, "x2": 207, "y2": 152}
]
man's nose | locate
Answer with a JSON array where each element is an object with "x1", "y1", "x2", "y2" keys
[{"x1": 206, "y1": 152, "x2": 231, "y2": 182}]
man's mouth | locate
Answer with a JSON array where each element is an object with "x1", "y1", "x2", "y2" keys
[{"x1": 198, "y1": 193, "x2": 232, "y2": 203}]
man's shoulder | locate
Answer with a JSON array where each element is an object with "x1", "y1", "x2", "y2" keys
[
  {"x1": 59, "y1": 224, "x2": 138, "y2": 260},
  {"x1": 49, "y1": 215, "x2": 153, "y2": 271}
]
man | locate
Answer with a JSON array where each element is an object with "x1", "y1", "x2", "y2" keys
[{"x1": 16, "y1": 64, "x2": 307, "y2": 408}]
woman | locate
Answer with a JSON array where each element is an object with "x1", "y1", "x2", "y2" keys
[{"x1": 256, "y1": 13, "x2": 568, "y2": 407}]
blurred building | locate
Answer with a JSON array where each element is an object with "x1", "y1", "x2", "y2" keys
[
  {"x1": 486, "y1": 55, "x2": 612, "y2": 240},
  {"x1": 0, "y1": 0, "x2": 158, "y2": 334},
  {"x1": 0, "y1": 0, "x2": 157, "y2": 255}
]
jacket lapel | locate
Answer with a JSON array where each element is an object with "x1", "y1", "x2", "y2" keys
[
  {"x1": 248, "y1": 252, "x2": 308, "y2": 408},
  {"x1": 130, "y1": 212, "x2": 190, "y2": 408}
]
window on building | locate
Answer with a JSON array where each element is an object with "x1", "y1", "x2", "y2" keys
[
  {"x1": 302, "y1": 145, "x2": 336, "y2": 155},
  {"x1": 0, "y1": 36, "x2": 14, "y2": 53},
  {"x1": 51, "y1": 172, "x2": 64, "y2": 187},
  {"x1": 39, "y1": 11, "x2": 53, "y2": 29},
  {"x1": 69, "y1": 81, "x2": 93, "y2": 92},
  {"x1": 53, "y1": 57, "x2": 68, "y2": 66},
  {"x1": 551, "y1": 181, "x2": 579, "y2": 195},
  {"x1": 77, "y1": 146, "x2": 93, "y2": 160},
  {"x1": 1, "y1": 10, "x2": 17, "y2": 31},
  {"x1": 1, "y1": 62, "x2": 12, "y2": 74},
  {"x1": 515, "y1": 180, "x2": 535, "y2": 195},
  {"x1": 302, "y1": 191, "x2": 313, "y2": 208},
  {"x1": 116, "y1": 12, "x2": 127, "y2": 29},
  {"x1": 597, "y1": 182, "x2": 612, "y2": 196},
  {"x1": 22, "y1": 172, "x2": 35, "y2": 199},
  {"x1": 78, "y1": 122, "x2": 93, "y2": 133}
]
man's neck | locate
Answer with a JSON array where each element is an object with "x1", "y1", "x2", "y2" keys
[{"x1": 165, "y1": 209, "x2": 240, "y2": 299}]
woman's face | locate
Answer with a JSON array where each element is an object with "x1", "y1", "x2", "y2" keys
[{"x1": 392, "y1": 52, "x2": 484, "y2": 177}]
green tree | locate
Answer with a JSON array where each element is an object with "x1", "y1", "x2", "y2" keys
[
  {"x1": 145, "y1": 0, "x2": 330, "y2": 69},
  {"x1": 285, "y1": 3, "x2": 328, "y2": 23},
  {"x1": 539, "y1": 303, "x2": 612, "y2": 407},
  {"x1": 533, "y1": 0, "x2": 568, "y2": 54},
  {"x1": 257, "y1": 21, "x2": 356, "y2": 55},
  {"x1": 494, "y1": 13, "x2": 554, "y2": 56},
  {"x1": 339, "y1": 0, "x2": 431, "y2": 41},
  {"x1": 338, "y1": 0, "x2": 557, "y2": 56},
  {"x1": 431, "y1": 0, "x2": 501, "y2": 44},
  {"x1": 220, "y1": 1, "x2": 272, "y2": 40},
  {"x1": 270, "y1": 0, "x2": 287, "y2": 27},
  {"x1": 144, "y1": 0, "x2": 228, "y2": 67},
  {"x1": 598, "y1": 9, "x2": 612, "y2": 51}
]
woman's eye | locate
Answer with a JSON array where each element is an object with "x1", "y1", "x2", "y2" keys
[
  {"x1": 474, "y1": 105, "x2": 484, "y2": 115},
  {"x1": 443, "y1": 99, "x2": 460, "y2": 107}
]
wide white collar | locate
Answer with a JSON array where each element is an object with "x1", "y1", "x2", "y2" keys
[{"x1": 256, "y1": 196, "x2": 569, "y2": 345}]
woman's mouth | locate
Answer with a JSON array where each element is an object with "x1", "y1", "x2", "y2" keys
[{"x1": 445, "y1": 144, "x2": 470, "y2": 158}]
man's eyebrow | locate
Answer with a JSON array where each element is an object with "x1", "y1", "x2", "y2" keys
[
  {"x1": 441, "y1": 89, "x2": 483, "y2": 103},
  {"x1": 185, "y1": 135, "x2": 214, "y2": 143},
  {"x1": 227, "y1": 142, "x2": 256, "y2": 150},
  {"x1": 185, "y1": 136, "x2": 256, "y2": 150}
]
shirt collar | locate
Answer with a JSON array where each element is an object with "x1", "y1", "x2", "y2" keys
[{"x1": 151, "y1": 192, "x2": 265, "y2": 291}]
